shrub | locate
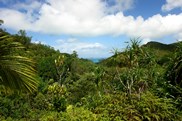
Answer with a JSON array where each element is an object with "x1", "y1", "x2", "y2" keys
[
  {"x1": 87, "y1": 92, "x2": 181, "y2": 121},
  {"x1": 47, "y1": 82, "x2": 67, "y2": 112},
  {"x1": 60, "y1": 105, "x2": 97, "y2": 121}
]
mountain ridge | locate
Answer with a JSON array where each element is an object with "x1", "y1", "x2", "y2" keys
[{"x1": 99, "y1": 41, "x2": 181, "y2": 66}]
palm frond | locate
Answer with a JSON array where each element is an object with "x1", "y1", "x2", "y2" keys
[{"x1": 0, "y1": 33, "x2": 39, "y2": 93}]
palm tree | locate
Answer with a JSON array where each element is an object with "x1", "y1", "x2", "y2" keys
[{"x1": 0, "y1": 31, "x2": 38, "y2": 93}]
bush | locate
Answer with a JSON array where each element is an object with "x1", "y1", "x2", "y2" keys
[
  {"x1": 86, "y1": 92, "x2": 181, "y2": 121},
  {"x1": 47, "y1": 82, "x2": 67, "y2": 112},
  {"x1": 0, "y1": 95, "x2": 31, "y2": 119},
  {"x1": 67, "y1": 73, "x2": 97, "y2": 103},
  {"x1": 39, "y1": 111, "x2": 61, "y2": 121},
  {"x1": 60, "y1": 105, "x2": 97, "y2": 121}
]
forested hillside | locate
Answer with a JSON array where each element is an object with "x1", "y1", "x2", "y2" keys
[
  {"x1": 0, "y1": 24, "x2": 182, "y2": 120},
  {"x1": 99, "y1": 40, "x2": 181, "y2": 67}
]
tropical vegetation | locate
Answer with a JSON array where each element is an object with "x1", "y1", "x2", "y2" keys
[{"x1": 0, "y1": 20, "x2": 182, "y2": 120}]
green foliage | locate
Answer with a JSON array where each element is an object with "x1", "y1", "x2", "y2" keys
[
  {"x1": 143, "y1": 41, "x2": 177, "y2": 52},
  {"x1": 165, "y1": 42, "x2": 182, "y2": 110},
  {"x1": 47, "y1": 82, "x2": 67, "y2": 112},
  {"x1": 166, "y1": 43, "x2": 182, "y2": 87},
  {"x1": 13, "y1": 30, "x2": 31, "y2": 47},
  {"x1": 110, "y1": 39, "x2": 160, "y2": 103},
  {"x1": 38, "y1": 111, "x2": 61, "y2": 121},
  {"x1": 93, "y1": 67, "x2": 105, "y2": 88},
  {"x1": 55, "y1": 55, "x2": 70, "y2": 85},
  {"x1": 60, "y1": 105, "x2": 97, "y2": 121},
  {"x1": 86, "y1": 92, "x2": 181, "y2": 121},
  {"x1": 0, "y1": 20, "x2": 3, "y2": 25},
  {"x1": 0, "y1": 27, "x2": 182, "y2": 121},
  {"x1": 0, "y1": 94, "x2": 31, "y2": 119},
  {"x1": 0, "y1": 30, "x2": 38, "y2": 93},
  {"x1": 27, "y1": 43, "x2": 60, "y2": 81},
  {"x1": 38, "y1": 56, "x2": 58, "y2": 81},
  {"x1": 67, "y1": 73, "x2": 97, "y2": 103},
  {"x1": 135, "y1": 92, "x2": 180, "y2": 121},
  {"x1": 31, "y1": 92, "x2": 48, "y2": 110}
]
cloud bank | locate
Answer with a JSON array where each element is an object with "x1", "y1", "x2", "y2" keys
[
  {"x1": 0, "y1": 0, "x2": 182, "y2": 41},
  {"x1": 162, "y1": 0, "x2": 182, "y2": 11},
  {"x1": 54, "y1": 38, "x2": 107, "y2": 58}
]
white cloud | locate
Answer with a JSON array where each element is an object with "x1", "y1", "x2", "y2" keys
[
  {"x1": 0, "y1": 8, "x2": 33, "y2": 30},
  {"x1": 0, "y1": 0, "x2": 182, "y2": 41},
  {"x1": 162, "y1": 0, "x2": 182, "y2": 11},
  {"x1": 32, "y1": 40, "x2": 47, "y2": 45},
  {"x1": 141, "y1": 38, "x2": 153, "y2": 45},
  {"x1": 56, "y1": 38, "x2": 78, "y2": 43},
  {"x1": 55, "y1": 38, "x2": 106, "y2": 58},
  {"x1": 176, "y1": 32, "x2": 182, "y2": 41}
]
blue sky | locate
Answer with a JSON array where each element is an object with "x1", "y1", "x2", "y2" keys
[{"x1": 0, "y1": 0, "x2": 182, "y2": 58}]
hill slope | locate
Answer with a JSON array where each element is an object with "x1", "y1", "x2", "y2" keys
[{"x1": 99, "y1": 41, "x2": 181, "y2": 67}]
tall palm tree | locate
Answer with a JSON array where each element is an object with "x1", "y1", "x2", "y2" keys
[{"x1": 0, "y1": 31, "x2": 38, "y2": 93}]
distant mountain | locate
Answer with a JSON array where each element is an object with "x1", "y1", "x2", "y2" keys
[
  {"x1": 142, "y1": 41, "x2": 178, "y2": 52},
  {"x1": 99, "y1": 41, "x2": 181, "y2": 67}
]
